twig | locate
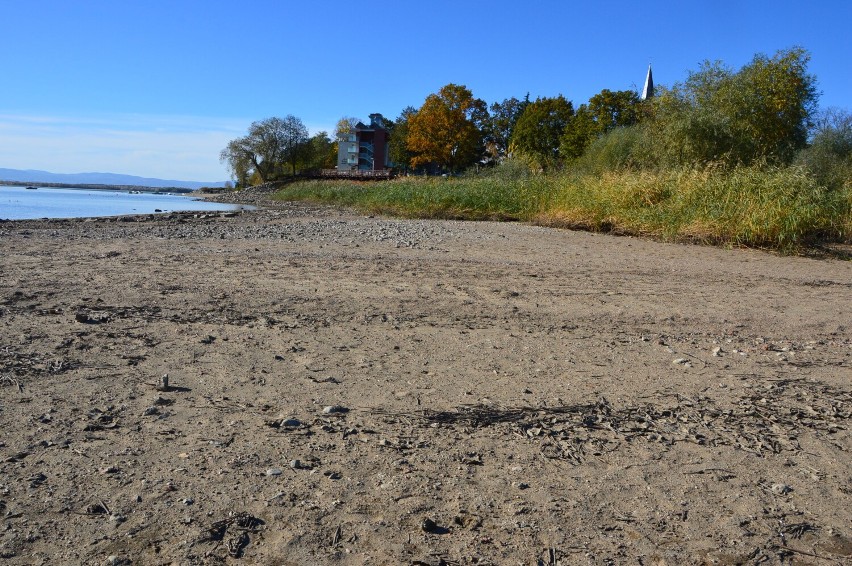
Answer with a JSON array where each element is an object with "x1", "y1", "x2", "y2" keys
[
  {"x1": 684, "y1": 468, "x2": 736, "y2": 476},
  {"x1": 781, "y1": 544, "x2": 837, "y2": 563}
]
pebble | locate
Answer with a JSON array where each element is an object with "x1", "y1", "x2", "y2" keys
[
  {"x1": 143, "y1": 406, "x2": 160, "y2": 416},
  {"x1": 289, "y1": 459, "x2": 302, "y2": 470},
  {"x1": 266, "y1": 468, "x2": 283, "y2": 476},
  {"x1": 771, "y1": 483, "x2": 793, "y2": 495},
  {"x1": 323, "y1": 405, "x2": 349, "y2": 415},
  {"x1": 421, "y1": 518, "x2": 438, "y2": 533},
  {"x1": 282, "y1": 418, "x2": 301, "y2": 427},
  {"x1": 182, "y1": 497, "x2": 194, "y2": 505}
]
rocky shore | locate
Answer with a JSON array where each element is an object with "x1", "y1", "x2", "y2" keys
[{"x1": 1, "y1": 198, "x2": 850, "y2": 564}]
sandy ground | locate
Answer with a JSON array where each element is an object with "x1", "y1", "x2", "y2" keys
[{"x1": 1, "y1": 198, "x2": 851, "y2": 565}]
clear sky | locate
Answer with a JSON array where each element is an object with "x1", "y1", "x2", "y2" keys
[{"x1": 2, "y1": 0, "x2": 850, "y2": 182}]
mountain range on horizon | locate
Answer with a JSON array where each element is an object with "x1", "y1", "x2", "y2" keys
[{"x1": 0, "y1": 168, "x2": 227, "y2": 190}]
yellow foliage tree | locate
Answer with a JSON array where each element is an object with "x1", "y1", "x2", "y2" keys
[{"x1": 407, "y1": 84, "x2": 488, "y2": 172}]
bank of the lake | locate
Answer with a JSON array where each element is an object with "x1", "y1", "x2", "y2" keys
[{"x1": 0, "y1": 185, "x2": 250, "y2": 220}]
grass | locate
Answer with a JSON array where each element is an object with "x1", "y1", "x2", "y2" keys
[{"x1": 271, "y1": 164, "x2": 852, "y2": 252}]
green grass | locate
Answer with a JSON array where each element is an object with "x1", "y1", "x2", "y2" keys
[
  {"x1": 271, "y1": 165, "x2": 852, "y2": 252},
  {"x1": 273, "y1": 175, "x2": 552, "y2": 221}
]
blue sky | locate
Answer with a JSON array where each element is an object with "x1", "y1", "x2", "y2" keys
[{"x1": 2, "y1": 0, "x2": 850, "y2": 182}]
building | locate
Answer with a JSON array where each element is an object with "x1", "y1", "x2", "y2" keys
[
  {"x1": 337, "y1": 113, "x2": 391, "y2": 171},
  {"x1": 641, "y1": 64, "x2": 655, "y2": 100}
]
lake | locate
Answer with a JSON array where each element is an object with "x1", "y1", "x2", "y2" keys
[{"x1": 0, "y1": 185, "x2": 250, "y2": 220}]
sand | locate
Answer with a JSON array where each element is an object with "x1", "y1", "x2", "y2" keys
[{"x1": 1, "y1": 197, "x2": 850, "y2": 565}]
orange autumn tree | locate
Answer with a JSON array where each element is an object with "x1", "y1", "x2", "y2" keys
[{"x1": 407, "y1": 83, "x2": 488, "y2": 173}]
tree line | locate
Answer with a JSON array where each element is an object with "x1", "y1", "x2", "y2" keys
[{"x1": 221, "y1": 47, "x2": 850, "y2": 187}]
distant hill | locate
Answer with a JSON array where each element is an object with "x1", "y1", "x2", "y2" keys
[{"x1": 0, "y1": 168, "x2": 227, "y2": 190}]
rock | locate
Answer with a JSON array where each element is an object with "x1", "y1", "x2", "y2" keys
[
  {"x1": 266, "y1": 468, "x2": 282, "y2": 476},
  {"x1": 289, "y1": 459, "x2": 302, "y2": 470},
  {"x1": 282, "y1": 418, "x2": 301, "y2": 428},
  {"x1": 143, "y1": 406, "x2": 160, "y2": 416},
  {"x1": 323, "y1": 405, "x2": 349, "y2": 415},
  {"x1": 183, "y1": 497, "x2": 194, "y2": 505},
  {"x1": 771, "y1": 483, "x2": 792, "y2": 495},
  {"x1": 421, "y1": 518, "x2": 438, "y2": 533},
  {"x1": 155, "y1": 374, "x2": 170, "y2": 391}
]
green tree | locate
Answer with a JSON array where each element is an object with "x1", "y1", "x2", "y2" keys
[
  {"x1": 796, "y1": 107, "x2": 852, "y2": 187},
  {"x1": 510, "y1": 95, "x2": 574, "y2": 167},
  {"x1": 649, "y1": 47, "x2": 818, "y2": 167},
  {"x1": 407, "y1": 83, "x2": 489, "y2": 172},
  {"x1": 560, "y1": 89, "x2": 641, "y2": 161},
  {"x1": 587, "y1": 89, "x2": 641, "y2": 131},
  {"x1": 719, "y1": 47, "x2": 818, "y2": 162},
  {"x1": 301, "y1": 131, "x2": 336, "y2": 171},
  {"x1": 484, "y1": 95, "x2": 528, "y2": 163},
  {"x1": 220, "y1": 115, "x2": 310, "y2": 183},
  {"x1": 388, "y1": 106, "x2": 416, "y2": 172}
]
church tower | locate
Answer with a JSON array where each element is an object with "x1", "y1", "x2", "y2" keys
[{"x1": 641, "y1": 64, "x2": 654, "y2": 100}]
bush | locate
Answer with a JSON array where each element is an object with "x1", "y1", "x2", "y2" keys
[
  {"x1": 795, "y1": 109, "x2": 852, "y2": 189},
  {"x1": 570, "y1": 126, "x2": 645, "y2": 175}
]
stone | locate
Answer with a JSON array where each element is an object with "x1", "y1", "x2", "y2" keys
[
  {"x1": 323, "y1": 405, "x2": 349, "y2": 415},
  {"x1": 421, "y1": 518, "x2": 438, "y2": 533}
]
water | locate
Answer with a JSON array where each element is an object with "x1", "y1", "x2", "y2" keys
[{"x1": 0, "y1": 185, "x2": 250, "y2": 220}]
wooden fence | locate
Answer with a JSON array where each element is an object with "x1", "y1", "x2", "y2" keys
[{"x1": 315, "y1": 169, "x2": 394, "y2": 180}]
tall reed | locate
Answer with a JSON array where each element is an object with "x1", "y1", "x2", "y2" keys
[{"x1": 273, "y1": 164, "x2": 851, "y2": 251}]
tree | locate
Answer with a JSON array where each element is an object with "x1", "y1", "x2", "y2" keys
[
  {"x1": 719, "y1": 47, "x2": 818, "y2": 163},
  {"x1": 278, "y1": 115, "x2": 311, "y2": 175},
  {"x1": 388, "y1": 106, "x2": 417, "y2": 172},
  {"x1": 407, "y1": 83, "x2": 489, "y2": 173},
  {"x1": 220, "y1": 116, "x2": 310, "y2": 183},
  {"x1": 796, "y1": 107, "x2": 852, "y2": 187},
  {"x1": 560, "y1": 89, "x2": 642, "y2": 161},
  {"x1": 220, "y1": 137, "x2": 254, "y2": 186},
  {"x1": 510, "y1": 95, "x2": 574, "y2": 166},
  {"x1": 587, "y1": 89, "x2": 641, "y2": 131},
  {"x1": 334, "y1": 116, "x2": 361, "y2": 141},
  {"x1": 559, "y1": 107, "x2": 597, "y2": 161},
  {"x1": 649, "y1": 47, "x2": 819, "y2": 167},
  {"x1": 484, "y1": 95, "x2": 528, "y2": 163},
  {"x1": 300, "y1": 131, "x2": 336, "y2": 171}
]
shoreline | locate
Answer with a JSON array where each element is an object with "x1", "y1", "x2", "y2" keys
[{"x1": 0, "y1": 185, "x2": 256, "y2": 223}]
